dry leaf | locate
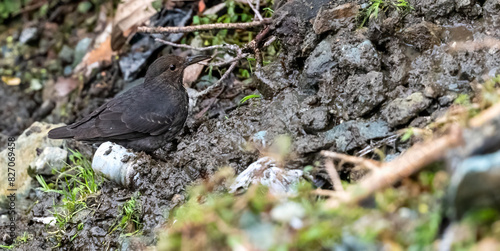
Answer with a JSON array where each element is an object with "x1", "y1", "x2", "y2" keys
[
  {"x1": 75, "y1": 24, "x2": 114, "y2": 76},
  {"x1": 198, "y1": 0, "x2": 206, "y2": 13},
  {"x1": 1, "y1": 76, "x2": 21, "y2": 86},
  {"x1": 183, "y1": 63, "x2": 206, "y2": 87},
  {"x1": 111, "y1": 0, "x2": 157, "y2": 51},
  {"x1": 54, "y1": 77, "x2": 79, "y2": 97}
]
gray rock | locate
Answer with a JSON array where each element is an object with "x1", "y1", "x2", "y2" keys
[
  {"x1": 342, "y1": 71, "x2": 387, "y2": 118},
  {"x1": 19, "y1": 27, "x2": 40, "y2": 44},
  {"x1": 400, "y1": 21, "x2": 443, "y2": 52},
  {"x1": 58, "y1": 45, "x2": 74, "y2": 63},
  {"x1": 448, "y1": 150, "x2": 500, "y2": 218},
  {"x1": 0, "y1": 122, "x2": 65, "y2": 205},
  {"x1": 382, "y1": 92, "x2": 432, "y2": 127},
  {"x1": 301, "y1": 106, "x2": 329, "y2": 132},
  {"x1": 29, "y1": 147, "x2": 67, "y2": 175},
  {"x1": 336, "y1": 39, "x2": 381, "y2": 72},
  {"x1": 313, "y1": 3, "x2": 359, "y2": 34},
  {"x1": 303, "y1": 35, "x2": 336, "y2": 87},
  {"x1": 324, "y1": 119, "x2": 391, "y2": 152},
  {"x1": 72, "y1": 38, "x2": 92, "y2": 67},
  {"x1": 229, "y1": 157, "x2": 303, "y2": 196},
  {"x1": 257, "y1": 61, "x2": 295, "y2": 98}
]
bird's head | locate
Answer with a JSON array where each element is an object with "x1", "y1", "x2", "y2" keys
[{"x1": 144, "y1": 54, "x2": 210, "y2": 87}]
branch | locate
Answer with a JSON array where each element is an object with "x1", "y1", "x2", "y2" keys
[
  {"x1": 155, "y1": 38, "x2": 240, "y2": 52},
  {"x1": 138, "y1": 19, "x2": 272, "y2": 34},
  {"x1": 246, "y1": 0, "x2": 264, "y2": 21},
  {"x1": 193, "y1": 61, "x2": 238, "y2": 98},
  {"x1": 325, "y1": 159, "x2": 344, "y2": 192},
  {"x1": 326, "y1": 125, "x2": 463, "y2": 208},
  {"x1": 321, "y1": 151, "x2": 381, "y2": 170}
]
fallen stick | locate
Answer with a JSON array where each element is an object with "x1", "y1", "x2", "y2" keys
[
  {"x1": 138, "y1": 19, "x2": 271, "y2": 34},
  {"x1": 321, "y1": 151, "x2": 381, "y2": 170},
  {"x1": 326, "y1": 125, "x2": 463, "y2": 208}
]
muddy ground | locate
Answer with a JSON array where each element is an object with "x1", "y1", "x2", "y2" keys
[{"x1": 1, "y1": 0, "x2": 500, "y2": 250}]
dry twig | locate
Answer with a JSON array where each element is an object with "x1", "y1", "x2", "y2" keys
[
  {"x1": 138, "y1": 19, "x2": 271, "y2": 34},
  {"x1": 325, "y1": 159, "x2": 344, "y2": 192},
  {"x1": 321, "y1": 151, "x2": 381, "y2": 170},
  {"x1": 326, "y1": 125, "x2": 463, "y2": 208},
  {"x1": 246, "y1": 0, "x2": 264, "y2": 21}
]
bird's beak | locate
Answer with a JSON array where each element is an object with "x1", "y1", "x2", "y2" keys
[{"x1": 185, "y1": 55, "x2": 211, "y2": 66}]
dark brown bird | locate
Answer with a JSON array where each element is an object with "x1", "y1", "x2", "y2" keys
[{"x1": 48, "y1": 54, "x2": 209, "y2": 152}]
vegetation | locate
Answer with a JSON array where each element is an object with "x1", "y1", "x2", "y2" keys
[
  {"x1": 110, "y1": 193, "x2": 143, "y2": 236},
  {"x1": 359, "y1": 0, "x2": 414, "y2": 27},
  {"x1": 35, "y1": 150, "x2": 102, "y2": 246}
]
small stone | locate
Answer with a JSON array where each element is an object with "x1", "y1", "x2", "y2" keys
[
  {"x1": 30, "y1": 147, "x2": 68, "y2": 175},
  {"x1": 382, "y1": 92, "x2": 432, "y2": 127},
  {"x1": 313, "y1": 3, "x2": 359, "y2": 34},
  {"x1": 19, "y1": 27, "x2": 40, "y2": 44},
  {"x1": 400, "y1": 21, "x2": 443, "y2": 52}
]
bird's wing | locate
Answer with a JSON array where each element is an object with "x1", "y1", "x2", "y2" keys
[{"x1": 70, "y1": 87, "x2": 183, "y2": 140}]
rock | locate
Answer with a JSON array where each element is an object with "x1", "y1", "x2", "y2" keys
[
  {"x1": 229, "y1": 157, "x2": 303, "y2": 196},
  {"x1": 0, "y1": 122, "x2": 65, "y2": 205},
  {"x1": 302, "y1": 35, "x2": 336, "y2": 88},
  {"x1": 313, "y1": 3, "x2": 359, "y2": 34},
  {"x1": 382, "y1": 92, "x2": 432, "y2": 127},
  {"x1": 341, "y1": 71, "x2": 387, "y2": 118},
  {"x1": 29, "y1": 147, "x2": 67, "y2": 175},
  {"x1": 336, "y1": 39, "x2": 381, "y2": 73},
  {"x1": 323, "y1": 119, "x2": 391, "y2": 152},
  {"x1": 257, "y1": 61, "x2": 295, "y2": 98},
  {"x1": 19, "y1": 27, "x2": 40, "y2": 44},
  {"x1": 270, "y1": 201, "x2": 305, "y2": 229},
  {"x1": 58, "y1": 45, "x2": 74, "y2": 63},
  {"x1": 72, "y1": 37, "x2": 92, "y2": 67},
  {"x1": 400, "y1": 21, "x2": 443, "y2": 52},
  {"x1": 418, "y1": 0, "x2": 455, "y2": 20},
  {"x1": 447, "y1": 150, "x2": 500, "y2": 218},
  {"x1": 271, "y1": 0, "x2": 330, "y2": 65},
  {"x1": 301, "y1": 106, "x2": 329, "y2": 132}
]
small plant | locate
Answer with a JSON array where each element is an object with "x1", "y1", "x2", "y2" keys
[
  {"x1": 110, "y1": 193, "x2": 142, "y2": 236},
  {"x1": 35, "y1": 149, "x2": 102, "y2": 244},
  {"x1": 359, "y1": 0, "x2": 414, "y2": 27},
  {"x1": 239, "y1": 94, "x2": 261, "y2": 105}
]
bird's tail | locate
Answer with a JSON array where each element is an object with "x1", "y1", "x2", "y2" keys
[{"x1": 48, "y1": 126, "x2": 74, "y2": 139}]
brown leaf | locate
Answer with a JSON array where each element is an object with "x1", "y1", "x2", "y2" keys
[
  {"x1": 111, "y1": 0, "x2": 157, "y2": 51},
  {"x1": 183, "y1": 63, "x2": 206, "y2": 87},
  {"x1": 198, "y1": 0, "x2": 206, "y2": 13},
  {"x1": 54, "y1": 77, "x2": 79, "y2": 97}
]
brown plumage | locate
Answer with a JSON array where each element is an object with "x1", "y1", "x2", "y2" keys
[{"x1": 48, "y1": 54, "x2": 209, "y2": 152}]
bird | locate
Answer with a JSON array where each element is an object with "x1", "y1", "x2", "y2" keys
[{"x1": 48, "y1": 54, "x2": 210, "y2": 152}]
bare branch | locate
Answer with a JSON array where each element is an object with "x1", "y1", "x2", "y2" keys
[
  {"x1": 138, "y1": 19, "x2": 271, "y2": 34},
  {"x1": 246, "y1": 0, "x2": 264, "y2": 21},
  {"x1": 263, "y1": 36, "x2": 276, "y2": 47},
  {"x1": 326, "y1": 125, "x2": 463, "y2": 208},
  {"x1": 321, "y1": 151, "x2": 381, "y2": 170},
  {"x1": 193, "y1": 61, "x2": 238, "y2": 98},
  {"x1": 155, "y1": 38, "x2": 240, "y2": 52},
  {"x1": 325, "y1": 159, "x2": 344, "y2": 192}
]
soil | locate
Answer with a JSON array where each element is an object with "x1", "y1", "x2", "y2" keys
[{"x1": 1, "y1": 0, "x2": 500, "y2": 249}]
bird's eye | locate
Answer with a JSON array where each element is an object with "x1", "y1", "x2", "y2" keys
[{"x1": 169, "y1": 64, "x2": 176, "y2": 71}]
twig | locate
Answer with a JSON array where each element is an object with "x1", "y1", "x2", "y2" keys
[
  {"x1": 200, "y1": 53, "x2": 249, "y2": 67},
  {"x1": 155, "y1": 38, "x2": 240, "y2": 52},
  {"x1": 138, "y1": 19, "x2": 271, "y2": 34},
  {"x1": 321, "y1": 151, "x2": 381, "y2": 170},
  {"x1": 326, "y1": 125, "x2": 463, "y2": 208},
  {"x1": 194, "y1": 86, "x2": 225, "y2": 119},
  {"x1": 469, "y1": 101, "x2": 500, "y2": 128},
  {"x1": 325, "y1": 159, "x2": 344, "y2": 192},
  {"x1": 193, "y1": 61, "x2": 238, "y2": 98},
  {"x1": 246, "y1": 0, "x2": 264, "y2": 21},
  {"x1": 263, "y1": 36, "x2": 276, "y2": 47}
]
